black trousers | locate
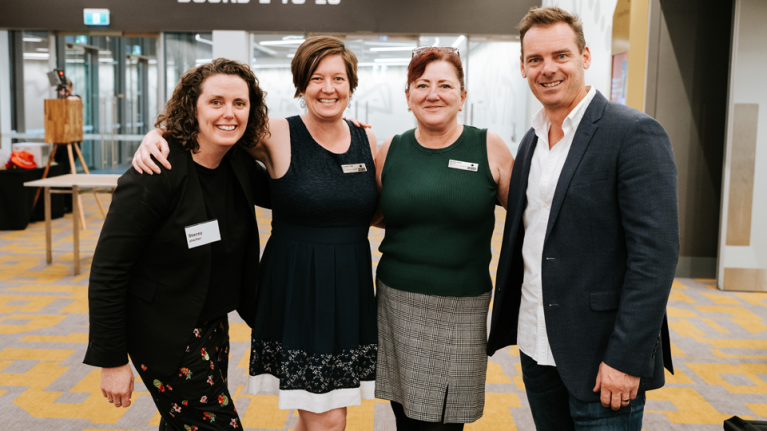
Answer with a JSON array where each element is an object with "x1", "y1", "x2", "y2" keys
[
  {"x1": 390, "y1": 392, "x2": 465, "y2": 431},
  {"x1": 134, "y1": 315, "x2": 241, "y2": 431}
]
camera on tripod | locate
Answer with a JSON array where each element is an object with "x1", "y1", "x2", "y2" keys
[{"x1": 46, "y1": 69, "x2": 69, "y2": 98}]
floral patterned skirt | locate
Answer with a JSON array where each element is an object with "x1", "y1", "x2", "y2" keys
[
  {"x1": 247, "y1": 223, "x2": 378, "y2": 413},
  {"x1": 134, "y1": 315, "x2": 242, "y2": 430}
]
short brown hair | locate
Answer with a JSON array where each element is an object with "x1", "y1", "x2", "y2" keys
[
  {"x1": 518, "y1": 6, "x2": 586, "y2": 57},
  {"x1": 291, "y1": 36, "x2": 358, "y2": 98},
  {"x1": 156, "y1": 58, "x2": 269, "y2": 153},
  {"x1": 407, "y1": 47, "x2": 465, "y2": 92}
]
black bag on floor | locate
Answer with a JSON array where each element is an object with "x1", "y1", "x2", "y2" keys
[{"x1": 724, "y1": 416, "x2": 767, "y2": 431}]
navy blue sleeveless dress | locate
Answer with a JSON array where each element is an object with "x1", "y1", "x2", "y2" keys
[{"x1": 248, "y1": 116, "x2": 378, "y2": 413}]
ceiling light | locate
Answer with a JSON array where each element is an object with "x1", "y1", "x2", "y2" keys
[
  {"x1": 432, "y1": 37, "x2": 440, "y2": 47},
  {"x1": 253, "y1": 44, "x2": 277, "y2": 56},
  {"x1": 252, "y1": 64, "x2": 292, "y2": 69},
  {"x1": 23, "y1": 37, "x2": 43, "y2": 42},
  {"x1": 23, "y1": 53, "x2": 49, "y2": 60},
  {"x1": 374, "y1": 58, "x2": 410, "y2": 63},
  {"x1": 369, "y1": 46, "x2": 415, "y2": 52},
  {"x1": 260, "y1": 40, "x2": 305, "y2": 46},
  {"x1": 452, "y1": 35, "x2": 466, "y2": 48},
  {"x1": 195, "y1": 34, "x2": 213, "y2": 45},
  {"x1": 364, "y1": 41, "x2": 416, "y2": 47}
]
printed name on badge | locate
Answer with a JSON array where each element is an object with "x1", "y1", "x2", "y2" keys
[
  {"x1": 448, "y1": 160, "x2": 478, "y2": 172},
  {"x1": 341, "y1": 163, "x2": 367, "y2": 174},
  {"x1": 185, "y1": 220, "x2": 221, "y2": 249}
]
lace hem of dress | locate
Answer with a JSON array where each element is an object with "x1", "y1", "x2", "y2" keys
[{"x1": 249, "y1": 339, "x2": 377, "y2": 394}]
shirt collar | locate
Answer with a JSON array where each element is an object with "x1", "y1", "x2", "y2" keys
[{"x1": 531, "y1": 86, "x2": 597, "y2": 140}]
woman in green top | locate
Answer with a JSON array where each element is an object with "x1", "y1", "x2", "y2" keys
[{"x1": 373, "y1": 47, "x2": 513, "y2": 430}]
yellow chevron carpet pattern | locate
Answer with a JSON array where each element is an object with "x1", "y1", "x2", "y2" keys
[{"x1": 1, "y1": 195, "x2": 766, "y2": 430}]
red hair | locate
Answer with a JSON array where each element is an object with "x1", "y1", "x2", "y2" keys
[{"x1": 406, "y1": 48, "x2": 465, "y2": 91}]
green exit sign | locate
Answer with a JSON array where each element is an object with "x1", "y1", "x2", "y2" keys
[{"x1": 84, "y1": 8, "x2": 110, "y2": 26}]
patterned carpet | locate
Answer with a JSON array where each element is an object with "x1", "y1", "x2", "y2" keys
[{"x1": 1, "y1": 194, "x2": 766, "y2": 430}]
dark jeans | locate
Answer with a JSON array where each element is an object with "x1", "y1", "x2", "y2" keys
[
  {"x1": 520, "y1": 351, "x2": 645, "y2": 431},
  {"x1": 390, "y1": 397, "x2": 465, "y2": 431}
]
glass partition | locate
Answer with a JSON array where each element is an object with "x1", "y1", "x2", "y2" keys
[{"x1": 466, "y1": 38, "x2": 527, "y2": 155}]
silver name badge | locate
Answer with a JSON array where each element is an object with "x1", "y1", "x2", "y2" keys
[
  {"x1": 342, "y1": 163, "x2": 367, "y2": 174},
  {"x1": 448, "y1": 159, "x2": 478, "y2": 172}
]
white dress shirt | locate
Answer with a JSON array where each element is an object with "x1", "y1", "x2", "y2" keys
[{"x1": 517, "y1": 86, "x2": 597, "y2": 366}]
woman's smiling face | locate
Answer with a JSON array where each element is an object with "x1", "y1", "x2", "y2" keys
[
  {"x1": 195, "y1": 73, "x2": 250, "y2": 151},
  {"x1": 302, "y1": 55, "x2": 350, "y2": 121},
  {"x1": 407, "y1": 60, "x2": 466, "y2": 128}
]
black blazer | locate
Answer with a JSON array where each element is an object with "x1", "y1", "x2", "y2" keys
[
  {"x1": 84, "y1": 140, "x2": 270, "y2": 376},
  {"x1": 487, "y1": 91, "x2": 679, "y2": 402}
]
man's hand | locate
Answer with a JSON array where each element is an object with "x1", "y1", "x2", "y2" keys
[
  {"x1": 101, "y1": 364, "x2": 135, "y2": 408},
  {"x1": 593, "y1": 362, "x2": 640, "y2": 411}
]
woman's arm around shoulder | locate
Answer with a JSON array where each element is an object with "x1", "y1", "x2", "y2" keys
[
  {"x1": 365, "y1": 128, "x2": 378, "y2": 160},
  {"x1": 487, "y1": 130, "x2": 514, "y2": 209},
  {"x1": 370, "y1": 135, "x2": 394, "y2": 228},
  {"x1": 244, "y1": 116, "x2": 290, "y2": 179}
]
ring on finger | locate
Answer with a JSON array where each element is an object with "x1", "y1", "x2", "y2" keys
[
  {"x1": 107, "y1": 399, "x2": 114, "y2": 403},
  {"x1": 621, "y1": 399, "x2": 630, "y2": 403}
]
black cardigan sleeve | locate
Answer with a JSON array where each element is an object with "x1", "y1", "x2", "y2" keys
[{"x1": 83, "y1": 163, "x2": 174, "y2": 368}]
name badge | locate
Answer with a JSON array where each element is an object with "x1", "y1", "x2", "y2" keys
[
  {"x1": 341, "y1": 163, "x2": 367, "y2": 174},
  {"x1": 185, "y1": 220, "x2": 221, "y2": 249},
  {"x1": 448, "y1": 159, "x2": 478, "y2": 172}
]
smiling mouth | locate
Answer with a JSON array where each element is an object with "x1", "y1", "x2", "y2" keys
[
  {"x1": 217, "y1": 125, "x2": 236, "y2": 131},
  {"x1": 541, "y1": 81, "x2": 563, "y2": 88},
  {"x1": 319, "y1": 99, "x2": 338, "y2": 104}
]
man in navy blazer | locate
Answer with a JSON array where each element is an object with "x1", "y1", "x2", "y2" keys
[{"x1": 487, "y1": 6, "x2": 679, "y2": 430}]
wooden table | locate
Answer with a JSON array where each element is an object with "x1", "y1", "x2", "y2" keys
[{"x1": 24, "y1": 174, "x2": 120, "y2": 275}]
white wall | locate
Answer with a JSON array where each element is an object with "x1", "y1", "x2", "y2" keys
[
  {"x1": 0, "y1": 31, "x2": 12, "y2": 152},
  {"x1": 718, "y1": 0, "x2": 767, "y2": 290},
  {"x1": 542, "y1": 0, "x2": 618, "y2": 98},
  {"x1": 212, "y1": 30, "x2": 249, "y2": 65},
  {"x1": 467, "y1": 41, "x2": 529, "y2": 156}
]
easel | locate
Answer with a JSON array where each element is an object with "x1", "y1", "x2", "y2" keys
[{"x1": 31, "y1": 99, "x2": 107, "y2": 230}]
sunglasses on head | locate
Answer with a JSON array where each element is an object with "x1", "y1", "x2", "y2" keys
[{"x1": 411, "y1": 46, "x2": 460, "y2": 58}]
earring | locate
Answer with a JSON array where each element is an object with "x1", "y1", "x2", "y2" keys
[
  {"x1": 299, "y1": 96, "x2": 306, "y2": 109},
  {"x1": 407, "y1": 108, "x2": 412, "y2": 112}
]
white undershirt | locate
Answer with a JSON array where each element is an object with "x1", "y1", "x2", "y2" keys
[{"x1": 516, "y1": 86, "x2": 597, "y2": 366}]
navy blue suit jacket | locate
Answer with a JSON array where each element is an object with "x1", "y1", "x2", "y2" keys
[{"x1": 487, "y1": 91, "x2": 679, "y2": 402}]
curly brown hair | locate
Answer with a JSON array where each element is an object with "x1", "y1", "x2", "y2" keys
[{"x1": 156, "y1": 58, "x2": 269, "y2": 153}]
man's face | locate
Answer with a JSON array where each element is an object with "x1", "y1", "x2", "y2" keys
[{"x1": 521, "y1": 22, "x2": 591, "y2": 112}]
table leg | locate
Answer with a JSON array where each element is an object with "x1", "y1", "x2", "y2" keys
[
  {"x1": 72, "y1": 185, "x2": 80, "y2": 276},
  {"x1": 32, "y1": 144, "x2": 58, "y2": 210},
  {"x1": 73, "y1": 143, "x2": 107, "y2": 218},
  {"x1": 44, "y1": 187, "x2": 52, "y2": 264},
  {"x1": 67, "y1": 144, "x2": 87, "y2": 231}
]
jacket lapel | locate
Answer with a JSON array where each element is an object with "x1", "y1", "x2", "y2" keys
[
  {"x1": 510, "y1": 133, "x2": 537, "y2": 223},
  {"x1": 544, "y1": 91, "x2": 608, "y2": 243}
]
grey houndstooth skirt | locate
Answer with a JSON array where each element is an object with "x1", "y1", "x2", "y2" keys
[{"x1": 375, "y1": 279, "x2": 492, "y2": 423}]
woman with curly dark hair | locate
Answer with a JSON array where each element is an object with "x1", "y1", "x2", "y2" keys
[{"x1": 84, "y1": 58, "x2": 271, "y2": 431}]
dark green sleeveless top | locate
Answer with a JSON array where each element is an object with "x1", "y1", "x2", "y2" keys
[{"x1": 377, "y1": 126, "x2": 498, "y2": 297}]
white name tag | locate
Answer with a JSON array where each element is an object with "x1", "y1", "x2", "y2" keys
[
  {"x1": 341, "y1": 163, "x2": 367, "y2": 174},
  {"x1": 448, "y1": 159, "x2": 478, "y2": 172},
  {"x1": 185, "y1": 220, "x2": 221, "y2": 249}
]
